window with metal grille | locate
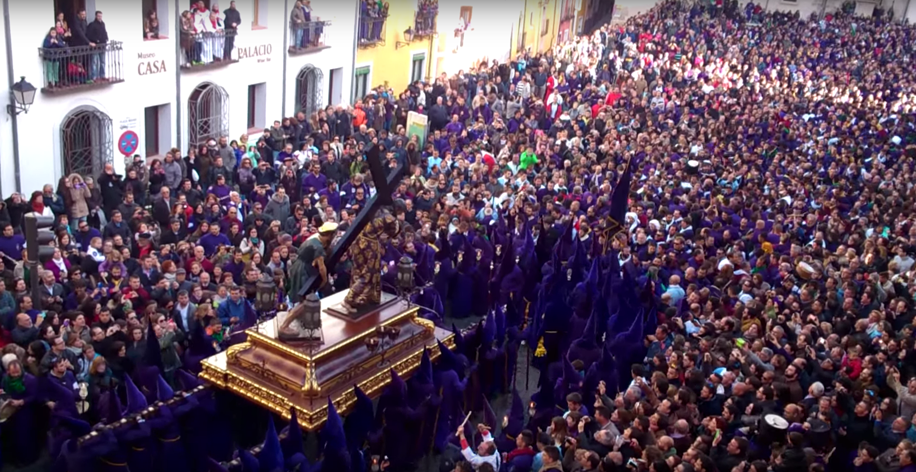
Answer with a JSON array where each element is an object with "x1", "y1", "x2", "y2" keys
[
  {"x1": 188, "y1": 82, "x2": 229, "y2": 148},
  {"x1": 296, "y1": 65, "x2": 324, "y2": 117},
  {"x1": 60, "y1": 107, "x2": 113, "y2": 177},
  {"x1": 411, "y1": 53, "x2": 425, "y2": 84},
  {"x1": 354, "y1": 66, "x2": 370, "y2": 102}
]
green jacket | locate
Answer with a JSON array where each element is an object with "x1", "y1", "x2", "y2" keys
[{"x1": 519, "y1": 151, "x2": 538, "y2": 171}]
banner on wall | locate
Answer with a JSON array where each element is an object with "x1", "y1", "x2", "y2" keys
[{"x1": 406, "y1": 111, "x2": 428, "y2": 146}]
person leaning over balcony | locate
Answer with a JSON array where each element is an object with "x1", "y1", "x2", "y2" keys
[
  {"x1": 42, "y1": 27, "x2": 66, "y2": 88},
  {"x1": 86, "y1": 11, "x2": 108, "y2": 81},
  {"x1": 303, "y1": 0, "x2": 319, "y2": 46},
  {"x1": 223, "y1": 1, "x2": 240, "y2": 60},
  {"x1": 144, "y1": 9, "x2": 160, "y2": 40},
  {"x1": 179, "y1": 10, "x2": 196, "y2": 65},
  {"x1": 290, "y1": 0, "x2": 305, "y2": 49}
]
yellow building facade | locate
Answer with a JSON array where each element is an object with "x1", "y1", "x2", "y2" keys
[
  {"x1": 353, "y1": 0, "x2": 525, "y2": 100},
  {"x1": 511, "y1": 0, "x2": 609, "y2": 59},
  {"x1": 354, "y1": 0, "x2": 440, "y2": 100}
]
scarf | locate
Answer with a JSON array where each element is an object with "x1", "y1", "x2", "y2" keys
[
  {"x1": 197, "y1": 5, "x2": 207, "y2": 13},
  {"x1": 2, "y1": 374, "x2": 25, "y2": 395},
  {"x1": 32, "y1": 200, "x2": 44, "y2": 214},
  {"x1": 211, "y1": 16, "x2": 218, "y2": 28}
]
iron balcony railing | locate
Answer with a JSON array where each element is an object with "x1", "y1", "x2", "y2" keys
[
  {"x1": 289, "y1": 20, "x2": 331, "y2": 54},
  {"x1": 38, "y1": 41, "x2": 124, "y2": 93},
  {"x1": 358, "y1": 15, "x2": 387, "y2": 47},
  {"x1": 181, "y1": 29, "x2": 238, "y2": 69},
  {"x1": 414, "y1": 10, "x2": 438, "y2": 38}
]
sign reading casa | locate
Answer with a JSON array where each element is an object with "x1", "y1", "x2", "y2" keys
[
  {"x1": 137, "y1": 52, "x2": 167, "y2": 76},
  {"x1": 237, "y1": 44, "x2": 273, "y2": 63}
]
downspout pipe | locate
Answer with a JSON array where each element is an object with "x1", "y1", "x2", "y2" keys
[
  {"x1": 281, "y1": 0, "x2": 289, "y2": 117},
  {"x1": 350, "y1": 0, "x2": 359, "y2": 104},
  {"x1": 3, "y1": 0, "x2": 22, "y2": 193},
  {"x1": 175, "y1": 0, "x2": 182, "y2": 152}
]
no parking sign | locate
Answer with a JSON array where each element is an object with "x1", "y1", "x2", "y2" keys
[{"x1": 118, "y1": 130, "x2": 139, "y2": 156}]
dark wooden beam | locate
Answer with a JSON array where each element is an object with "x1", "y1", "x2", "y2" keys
[{"x1": 298, "y1": 145, "x2": 406, "y2": 297}]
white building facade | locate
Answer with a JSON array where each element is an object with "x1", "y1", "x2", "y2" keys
[{"x1": 0, "y1": 0, "x2": 357, "y2": 195}]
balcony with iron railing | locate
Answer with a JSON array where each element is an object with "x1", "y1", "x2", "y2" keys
[
  {"x1": 413, "y1": 9, "x2": 438, "y2": 38},
  {"x1": 37, "y1": 41, "x2": 125, "y2": 94},
  {"x1": 289, "y1": 20, "x2": 332, "y2": 55},
  {"x1": 358, "y1": 14, "x2": 388, "y2": 47},
  {"x1": 180, "y1": 30, "x2": 239, "y2": 71}
]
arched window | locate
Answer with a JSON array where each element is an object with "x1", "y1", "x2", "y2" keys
[
  {"x1": 60, "y1": 107, "x2": 113, "y2": 177},
  {"x1": 188, "y1": 82, "x2": 229, "y2": 148},
  {"x1": 296, "y1": 65, "x2": 323, "y2": 118}
]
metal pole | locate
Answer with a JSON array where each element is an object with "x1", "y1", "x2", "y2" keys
[
  {"x1": 3, "y1": 0, "x2": 23, "y2": 193},
  {"x1": 29, "y1": 259, "x2": 40, "y2": 310},
  {"x1": 174, "y1": 0, "x2": 182, "y2": 152},
  {"x1": 281, "y1": 0, "x2": 289, "y2": 118},
  {"x1": 349, "y1": 0, "x2": 360, "y2": 104}
]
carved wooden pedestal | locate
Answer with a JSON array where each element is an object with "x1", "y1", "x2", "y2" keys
[{"x1": 200, "y1": 289, "x2": 454, "y2": 430}]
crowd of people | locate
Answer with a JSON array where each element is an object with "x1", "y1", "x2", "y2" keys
[
  {"x1": 358, "y1": 0, "x2": 390, "y2": 44},
  {"x1": 41, "y1": 9, "x2": 111, "y2": 88},
  {"x1": 289, "y1": 0, "x2": 325, "y2": 50},
  {"x1": 4, "y1": 0, "x2": 916, "y2": 470},
  {"x1": 180, "y1": 1, "x2": 241, "y2": 66}
]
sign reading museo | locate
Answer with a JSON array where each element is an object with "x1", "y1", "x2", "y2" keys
[{"x1": 137, "y1": 52, "x2": 167, "y2": 75}]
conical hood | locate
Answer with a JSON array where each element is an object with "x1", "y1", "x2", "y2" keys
[
  {"x1": 482, "y1": 311, "x2": 495, "y2": 348},
  {"x1": 239, "y1": 449, "x2": 260, "y2": 472},
  {"x1": 417, "y1": 348, "x2": 433, "y2": 385},
  {"x1": 124, "y1": 375, "x2": 148, "y2": 414},
  {"x1": 494, "y1": 304, "x2": 506, "y2": 345},
  {"x1": 586, "y1": 257, "x2": 600, "y2": 291},
  {"x1": 103, "y1": 388, "x2": 124, "y2": 423},
  {"x1": 345, "y1": 386, "x2": 374, "y2": 452},
  {"x1": 387, "y1": 368, "x2": 407, "y2": 400},
  {"x1": 437, "y1": 338, "x2": 458, "y2": 372},
  {"x1": 451, "y1": 324, "x2": 466, "y2": 356},
  {"x1": 156, "y1": 375, "x2": 175, "y2": 402},
  {"x1": 282, "y1": 407, "x2": 304, "y2": 460},
  {"x1": 322, "y1": 398, "x2": 347, "y2": 453},
  {"x1": 256, "y1": 415, "x2": 283, "y2": 472},
  {"x1": 176, "y1": 369, "x2": 201, "y2": 391},
  {"x1": 54, "y1": 412, "x2": 93, "y2": 436},
  {"x1": 145, "y1": 320, "x2": 163, "y2": 372},
  {"x1": 578, "y1": 309, "x2": 598, "y2": 346}
]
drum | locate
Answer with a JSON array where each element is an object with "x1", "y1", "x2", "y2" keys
[
  {"x1": 757, "y1": 414, "x2": 789, "y2": 446},
  {"x1": 686, "y1": 159, "x2": 700, "y2": 175},
  {"x1": 0, "y1": 398, "x2": 20, "y2": 423},
  {"x1": 806, "y1": 418, "x2": 832, "y2": 451},
  {"x1": 796, "y1": 261, "x2": 815, "y2": 280}
]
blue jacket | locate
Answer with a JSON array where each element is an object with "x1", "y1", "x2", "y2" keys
[
  {"x1": 0, "y1": 290, "x2": 17, "y2": 328},
  {"x1": 217, "y1": 296, "x2": 253, "y2": 326}
]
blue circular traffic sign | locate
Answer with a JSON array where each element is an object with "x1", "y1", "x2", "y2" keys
[{"x1": 118, "y1": 130, "x2": 139, "y2": 156}]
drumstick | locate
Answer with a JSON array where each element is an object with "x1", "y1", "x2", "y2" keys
[{"x1": 459, "y1": 411, "x2": 472, "y2": 429}]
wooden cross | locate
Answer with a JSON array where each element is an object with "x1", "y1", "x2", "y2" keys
[{"x1": 298, "y1": 145, "x2": 407, "y2": 298}]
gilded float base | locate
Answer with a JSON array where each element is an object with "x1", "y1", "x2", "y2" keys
[{"x1": 200, "y1": 289, "x2": 454, "y2": 430}]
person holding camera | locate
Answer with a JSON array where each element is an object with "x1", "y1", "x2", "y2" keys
[{"x1": 65, "y1": 173, "x2": 92, "y2": 229}]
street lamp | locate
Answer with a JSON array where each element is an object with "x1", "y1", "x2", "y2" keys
[
  {"x1": 8, "y1": 77, "x2": 36, "y2": 116},
  {"x1": 397, "y1": 255, "x2": 415, "y2": 294},
  {"x1": 255, "y1": 274, "x2": 277, "y2": 313},
  {"x1": 396, "y1": 27, "x2": 415, "y2": 49}
]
